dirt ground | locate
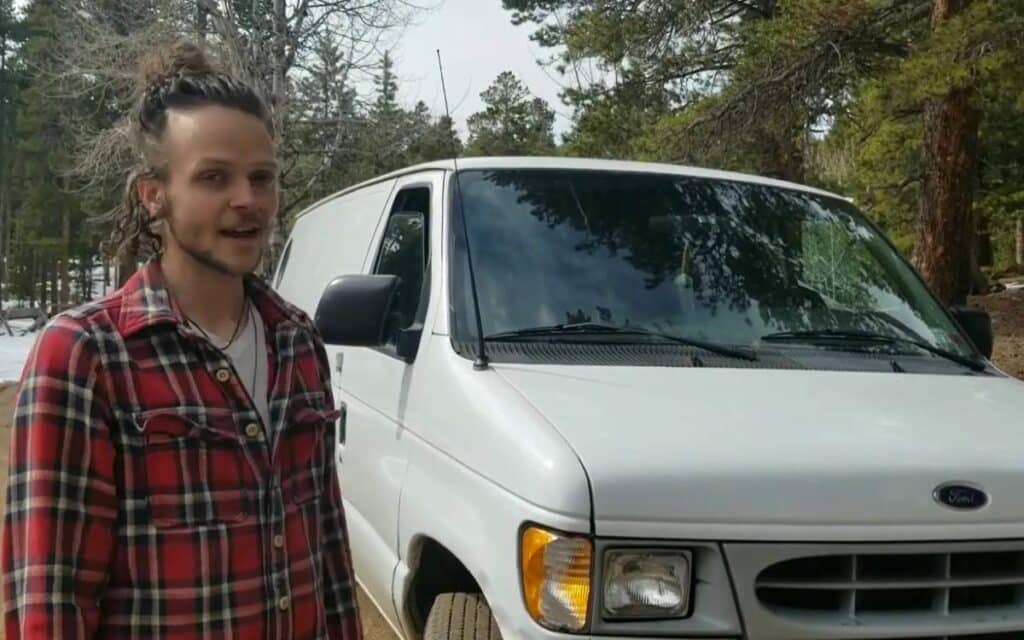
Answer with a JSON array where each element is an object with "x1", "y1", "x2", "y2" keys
[
  {"x1": 970, "y1": 285, "x2": 1024, "y2": 379},
  {"x1": 0, "y1": 286, "x2": 1021, "y2": 637}
]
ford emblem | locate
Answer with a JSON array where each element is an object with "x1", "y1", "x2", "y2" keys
[{"x1": 933, "y1": 483, "x2": 989, "y2": 511}]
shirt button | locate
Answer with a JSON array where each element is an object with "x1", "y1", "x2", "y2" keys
[
  {"x1": 273, "y1": 534, "x2": 284, "y2": 548},
  {"x1": 215, "y1": 368, "x2": 231, "y2": 383},
  {"x1": 278, "y1": 596, "x2": 290, "y2": 611},
  {"x1": 244, "y1": 423, "x2": 261, "y2": 439}
]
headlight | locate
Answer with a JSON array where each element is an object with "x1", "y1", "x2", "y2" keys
[
  {"x1": 520, "y1": 525, "x2": 593, "y2": 632},
  {"x1": 602, "y1": 549, "x2": 692, "y2": 619}
]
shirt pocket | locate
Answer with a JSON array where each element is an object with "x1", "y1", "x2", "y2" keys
[
  {"x1": 138, "y1": 410, "x2": 251, "y2": 528},
  {"x1": 279, "y1": 399, "x2": 341, "y2": 505}
]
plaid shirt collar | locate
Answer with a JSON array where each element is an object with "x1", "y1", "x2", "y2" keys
[{"x1": 117, "y1": 259, "x2": 308, "y2": 338}]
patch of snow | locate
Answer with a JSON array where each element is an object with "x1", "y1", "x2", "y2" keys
[
  {"x1": 0, "y1": 265, "x2": 118, "y2": 383},
  {"x1": 0, "y1": 321, "x2": 39, "y2": 383}
]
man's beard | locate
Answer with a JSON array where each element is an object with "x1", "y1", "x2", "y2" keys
[{"x1": 160, "y1": 200, "x2": 264, "y2": 277}]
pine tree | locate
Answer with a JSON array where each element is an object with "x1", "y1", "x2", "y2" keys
[
  {"x1": 408, "y1": 109, "x2": 462, "y2": 164},
  {"x1": 8, "y1": 0, "x2": 92, "y2": 307},
  {"x1": 465, "y1": 71, "x2": 555, "y2": 156},
  {"x1": 0, "y1": 0, "x2": 24, "y2": 303},
  {"x1": 373, "y1": 51, "x2": 399, "y2": 120}
]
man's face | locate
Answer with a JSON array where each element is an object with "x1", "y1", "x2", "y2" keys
[{"x1": 147, "y1": 105, "x2": 279, "y2": 277}]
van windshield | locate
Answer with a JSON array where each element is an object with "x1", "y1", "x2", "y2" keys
[{"x1": 449, "y1": 169, "x2": 975, "y2": 359}]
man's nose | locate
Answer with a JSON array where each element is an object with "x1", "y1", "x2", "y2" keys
[{"x1": 229, "y1": 178, "x2": 259, "y2": 209}]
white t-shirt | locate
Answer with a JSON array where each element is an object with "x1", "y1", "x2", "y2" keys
[{"x1": 223, "y1": 303, "x2": 271, "y2": 436}]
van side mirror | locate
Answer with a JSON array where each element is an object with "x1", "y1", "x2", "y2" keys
[
  {"x1": 949, "y1": 305, "x2": 993, "y2": 359},
  {"x1": 315, "y1": 274, "x2": 400, "y2": 346}
]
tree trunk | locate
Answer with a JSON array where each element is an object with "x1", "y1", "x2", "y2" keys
[
  {"x1": 49, "y1": 258, "x2": 58, "y2": 314},
  {"x1": 40, "y1": 260, "x2": 47, "y2": 311},
  {"x1": 27, "y1": 252, "x2": 34, "y2": 308},
  {"x1": 913, "y1": 0, "x2": 978, "y2": 306},
  {"x1": 771, "y1": 131, "x2": 805, "y2": 183},
  {"x1": 1016, "y1": 215, "x2": 1023, "y2": 267},
  {"x1": 0, "y1": 190, "x2": 7, "y2": 307},
  {"x1": 196, "y1": 0, "x2": 208, "y2": 40},
  {"x1": 975, "y1": 211, "x2": 992, "y2": 268},
  {"x1": 55, "y1": 259, "x2": 63, "y2": 310},
  {"x1": 265, "y1": 0, "x2": 289, "y2": 278},
  {"x1": 755, "y1": 116, "x2": 805, "y2": 183},
  {"x1": 36, "y1": 257, "x2": 44, "y2": 311},
  {"x1": 0, "y1": 18, "x2": 8, "y2": 309},
  {"x1": 60, "y1": 206, "x2": 70, "y2": 308}
]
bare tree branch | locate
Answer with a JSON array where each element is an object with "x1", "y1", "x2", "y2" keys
[{"x1": 42, "y1": 0, "x2": 421, "y2": 273}]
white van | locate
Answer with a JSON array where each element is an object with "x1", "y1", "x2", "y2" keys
[{"x1": 273, "y1": 157, "x2": 1024, "y2": 640}]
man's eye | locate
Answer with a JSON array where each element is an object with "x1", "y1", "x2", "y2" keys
[
  {"x1": 200, "y1": 172, "x2": 225, "y2": 184},
  {"x1": 252, "y1": 172, "x2": 276, "y2": 185}
]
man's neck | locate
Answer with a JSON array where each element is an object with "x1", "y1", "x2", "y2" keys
[{"x1": 161, "y1": 254, "x2": 246, "y2": 339}]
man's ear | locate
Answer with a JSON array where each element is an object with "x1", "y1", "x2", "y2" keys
[{"x1": 136, "y1": 175, "x2": 165, "y2": 218}]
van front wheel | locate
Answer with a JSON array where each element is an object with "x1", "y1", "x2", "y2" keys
[{"x1": 424, "y1": 592, "x2": 502, "y2": 640}]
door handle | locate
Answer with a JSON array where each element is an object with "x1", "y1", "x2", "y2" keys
[{"x1": 336, "y1": 402, "x2": 347, "y2": 445}]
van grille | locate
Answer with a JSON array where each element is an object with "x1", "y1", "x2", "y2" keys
[
  {"x1": 756, "y1": 550, "x2": 1024, "y2": 615},
  {"x1": 893, "y1": 636, "x2": 1020, "y2": 640},
  {"x1": 725, "y1": 540, "x2": 1024, "y2": 639},
  {"x1": 856, "y1": 636, "x2": 1019, "y2": 639},
  {"x1": 843, "y1": 634, "x2": 1019, "y2": 638}
]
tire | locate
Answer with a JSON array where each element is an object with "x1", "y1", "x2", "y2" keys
[{"x1": 424, "y1": 592, "x2": 503, "y2": 640}]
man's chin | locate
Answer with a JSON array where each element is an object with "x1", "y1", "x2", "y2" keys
[
  {"x1": 184, "y1": 247, "x2": 263, "y2": 279},
  {"x1": 220, "y1": 257, "x2": 262, "y2": 278}
]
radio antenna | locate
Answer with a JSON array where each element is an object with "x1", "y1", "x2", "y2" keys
[{"x1": 437, "y1": 49, "x2": 489, "y2": 371}]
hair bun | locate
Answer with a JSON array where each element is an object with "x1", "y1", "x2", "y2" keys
[{"x1": 140, "y1": 40, "x2": 218, "y2": 88}]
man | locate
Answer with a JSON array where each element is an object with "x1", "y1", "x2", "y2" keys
[{"x1": 2, "y1": 41, "x2": 361, "y2": 639}]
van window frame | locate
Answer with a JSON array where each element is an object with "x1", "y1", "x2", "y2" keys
[
  {"x1": 444, "y1": 167, "x2": 979, "y2": 371},
  {"x1": 370, "y1": 182, "x2": 433, "y2": 361},
  {"x1": 273, "y1": 237, "x2": 293, "y2": 289}
]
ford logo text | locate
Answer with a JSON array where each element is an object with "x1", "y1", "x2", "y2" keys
[{"x1": 933, "y1": 483, "x2": 989, "y2": 511}]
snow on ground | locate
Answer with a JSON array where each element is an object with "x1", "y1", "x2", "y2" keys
[
  {"x1": 0, "y1": 265, "x2": 117, "y2": 383},
  {"x1": 0, "y1": 321, "x2": 39, "y2": 383}
]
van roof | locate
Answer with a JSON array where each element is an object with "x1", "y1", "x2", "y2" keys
[{"x1": 292, "y1": 156, "x2": 846, "y2": 220}]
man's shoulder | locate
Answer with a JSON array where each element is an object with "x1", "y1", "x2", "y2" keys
[
  {"x1": 55, "y1": 288, "x2": 126, "y2": 334},
  {"x1": 34, "y1": 288, "x2": 128, "y2": 354},
  {"x1": 275, "y1": 293, "x2": 313, "y2": 327},
  {"x1": 23, "y1": 293, "x2": 124, "y2": 381},
  {"x1": 281, "y1": 302, "x2": 327, "y2": 352},
  {"x1": 288, "y1": 304, "x2": 317, "y2": 334}
]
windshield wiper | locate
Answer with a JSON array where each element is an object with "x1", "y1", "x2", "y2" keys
[
  {"x1": 760, "y1": 329, "x2": 986, "y2": 372},
  {"x1": 485, "y1": 322, "x2": 757, "y2": 361}
]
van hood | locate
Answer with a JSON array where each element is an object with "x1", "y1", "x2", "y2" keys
[{"x1": 494, "y1": 365, "x2": 1024, "y2": 541}]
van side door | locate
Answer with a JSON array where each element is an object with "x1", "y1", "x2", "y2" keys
[{"x1": 331, "y1": 170, "x2": 443, "y2": 632}]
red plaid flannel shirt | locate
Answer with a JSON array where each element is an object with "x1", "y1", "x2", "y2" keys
[{"x1": 2, "y1": 260, "x2": 362, "y2": 639}]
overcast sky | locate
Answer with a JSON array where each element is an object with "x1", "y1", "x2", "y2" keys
[
  {"x1": 10, "y1": 0, "x2": 573, "y2": 137},
  {"x1": 389, "y1": 0, "x2": 572, "y2": 138}
]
